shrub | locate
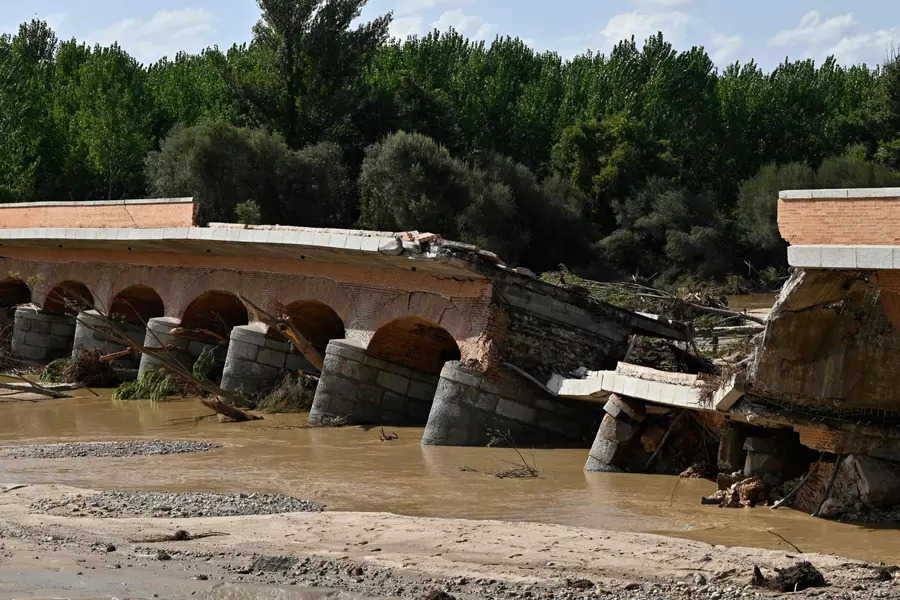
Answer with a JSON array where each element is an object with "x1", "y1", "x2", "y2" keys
[
  {"x1": 112, "y1": 368, "x2": 174, "y2": 401},
  {"x1": 255, "y1": 372, "x2": 318, "y2": 413}
]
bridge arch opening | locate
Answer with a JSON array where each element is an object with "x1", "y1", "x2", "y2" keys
[
  {"x1": 44, "y1": 281, "x2": 94, "y2": 315},
  {"x1": 181, "y1": 291, "x2": 248, "y2": 341},
  {"x1": 0, "y1": 278, "x2": 31, "y2": 308},
  {"x1": 110, "y1": 285, "x2": 164, "y2": 324},
  {"x1": 367, "y1": 317, "x2": 461, "y2": 374},
  {"x1": 281, "y1": 300, "x2": 345, "y2": 354}
]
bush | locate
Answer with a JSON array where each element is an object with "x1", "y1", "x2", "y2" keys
[
  {"x1": 359, "y1": 131, "x2": 472, "y2": 234},
  {"x1": 62, "y1": 349, "x2": 118, "y2": 387},
  {"x1": 146, "y1": 122, "x2": 354, "y2": 227},
  {"x1": 234, "y1": 200, "x2": 261, "y2": 225}
]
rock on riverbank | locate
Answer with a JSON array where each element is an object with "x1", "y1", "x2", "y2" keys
[
  {"x1": 0, "y1": 440, "x2": 219, "y2": 459},
  {"x1": 30, "y1": 490, "x2": 324, "y2": 518}
]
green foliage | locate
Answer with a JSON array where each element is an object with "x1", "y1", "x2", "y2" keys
[
  {"x1": 146, "y1": 122, "x2": 355, "y2": 227},
  {"x1": 112, "y1": 369, "x2": 173, "y2": 401},
  {"x1": 40, "y1": 358, "x2": 69, "y2": 383},
  {"x1": 235, "y1": 200, "x2": 262, "y2": 225},
  {"x1": 191, "y1": 346, "x2": 217, "y2": 381}
]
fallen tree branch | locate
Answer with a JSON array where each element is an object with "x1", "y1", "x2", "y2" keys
[
  {"x1": 0, "y1": 375, "x2": 69, "y2": 398},
  {"x1": 644, "y1": 410, "x2": 686, "y2": 470},
  {"x1": 201, "y1": 396, "x2": 261, "y2": 422},
  {"x1": 771, "y1": 452, "x2": 824, "y2": 510},
  {"x1": 238, "y1": 295, "x2": 324, "y2": 370}
]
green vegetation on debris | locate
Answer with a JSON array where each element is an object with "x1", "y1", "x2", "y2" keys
[
  {"x1": 255, "y1": 373, "x2": 319, "y2": 413},
  {"x1": 2, "y1": 2, "x2": 899, "y2": 287},
  {"x1": 112, "y1": 369, "x2": 173, "y2": 402}
]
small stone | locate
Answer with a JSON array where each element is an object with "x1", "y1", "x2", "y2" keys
[
  {"x1": 156, "y1": 550, "x2": 171, "y2": 561},
  {"x1": 693, "y1": 573, "x2": 708, "y2": 585},
  {"x1": 105, "y1": 543, "x2": 116, "y2": 552}
]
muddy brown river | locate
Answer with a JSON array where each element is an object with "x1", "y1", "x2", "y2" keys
[{"x1": 1, "y1": 390, "x2": 898, "y2": 564}]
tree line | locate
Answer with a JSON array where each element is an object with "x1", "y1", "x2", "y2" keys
[{"x1": 2, "y1": 0, "x2": 899, "y2": 288}]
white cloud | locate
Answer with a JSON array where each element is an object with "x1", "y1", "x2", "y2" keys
[
  {"x1": 827, "y1": 28, "x2": 899, "y2": 64},
  {"x1": 710, "y1": 33, "x2": 742, "y2": 65},
  {"x1": 89, "y1": 8, "x2": 217, "y2": 64},
  {"x1": 393, "y1": 0, "x2": 472, "y2": 16},
  {"x1": 390, "y1": 15, "x2": 426, "y2": 39},
  {"x1": 635, "y1": 0, "x2": 694, "y2": 7},
  {"x1": 769, "y1": 10, "x2": 855, "y2": 47},
  {"x1": 432, "y1": 9, "x2": 495, "y2": 41},
  {"x1": 601, "y1": 9, "x2": 692, "y2": 46}
]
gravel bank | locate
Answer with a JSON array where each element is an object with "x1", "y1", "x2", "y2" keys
[
  {"x1": 0, "y1": 440, "x2": 219, "y2": 459},
  {"x1": 30, "y1": 490, "x2": 324, "y2": 518}
]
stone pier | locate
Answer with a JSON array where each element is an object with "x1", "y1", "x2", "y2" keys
[
  {"x1": 584, "y1": 395, "x2": 646, "y2": 471},
  {"x1": 137, "y1": 317, "x2": 187, "y2": 376},
  {"x1": 308, "y1": 339, "x2": 439, "y2": 426},
  {"x1": 422, "y1": 362, "x2": 603, "y2": 447},
  {"x1": 72, "y1": 310, "x2": 144, "y2": 367},
  {"x1": 220, "y1": 324, "x2": 314, "y2": 397},
  {"x1": 11, "y1": 306, "x2": 76, "y2": 362}
]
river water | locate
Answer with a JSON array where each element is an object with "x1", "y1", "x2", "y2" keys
[{"x1": 1, "y1": 390, "x2": 898, "y2": 564}]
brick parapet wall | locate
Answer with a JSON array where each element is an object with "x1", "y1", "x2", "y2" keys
[
  {"x1": 0, "y1": 198, "x2": 194, "y2": 229},
  {"x1": 778, "y1": 189, "x2": 900, "y2": 246}
]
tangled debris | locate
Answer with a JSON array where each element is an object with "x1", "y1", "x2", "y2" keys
[{"x1": 751, "y1": 562, "x2": 827, "y2": 592}]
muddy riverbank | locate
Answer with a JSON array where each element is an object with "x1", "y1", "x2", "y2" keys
[{"x1": 1, "y1": 483, "x2": 897, "y2": 600}]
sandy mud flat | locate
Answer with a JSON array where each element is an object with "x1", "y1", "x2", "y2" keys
[{"x1": 0, "y1": 483, "x2": 897, "y2": 600}]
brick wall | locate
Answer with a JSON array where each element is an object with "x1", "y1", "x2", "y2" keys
[
  {"x1": 778, "y1": 190, "x2": 900, "y2": 246},
  {"x1": 0, "y1": 199, "x2": 194, "y2": 229}
]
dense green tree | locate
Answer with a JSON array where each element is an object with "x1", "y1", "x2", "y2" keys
[{"x1": 237, "y1": 0, "x2": 391, "y2": 147}]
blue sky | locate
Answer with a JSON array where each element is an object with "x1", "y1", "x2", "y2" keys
[{"x1": 1, "y1": 0, "x2": 897, "y2": 70}]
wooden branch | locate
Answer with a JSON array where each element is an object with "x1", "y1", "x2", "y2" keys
[
  {"x1": 0, "y1": 375, "x2": 68, "y2": 398},
  {"x1": 170, "y1": 327, "x2": 228, "y2": 344},
  {"x1": 238, "y1": 295, "x2": 324, "y2": 370},
  {"x1": 644, "y1": 410, "x2": 686, "y2": 470},
  {"x1": 812, "y1": 454, "x2": 844, "y2": 518},
  {"x1": 201, "y1": 396, "x2": 261, "y2": 422},
  {"x1": 100, "y1": 349, "x2": 132, "y2": 362},
  {"x1": 771, "y1": 452, "x2": 824, "y2": 510}
]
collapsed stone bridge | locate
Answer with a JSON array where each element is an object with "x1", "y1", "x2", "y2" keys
[{"x1": 0, "y1": 198, "x2": 685, "y2": 447}]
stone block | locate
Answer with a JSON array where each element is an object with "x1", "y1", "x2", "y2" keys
[
  {"x1": 325, "y1": 339, "x2": 367, "y2": 362},
  {"x1": 24, "y1": 332, "x2": 51, "y2": 347},
  {"x1": 495, "y1": 398, "x2": 537, "y2": 424},
  {"x1": 743, "y1": 451, "x2": 785, "y2": 478},
  {"x1": 585, "y1": 438, "x2": 623, "y2": 470},
  {"x1": 229, "y1": 325, "x2": 267, "y2": 346},
  {"x1": 337, "y1": 358, "x2": 377, "y2": 384},
  {"x1": 472, "y1": 390, "x2": 499, "y2": 413},
  {"x1": 603, "y1": 394, "x2": 646, "y2": 422},
  {"x1": 717, "y1": 425, "x2": 747, "y2": 473},
  {"x1": 598, "y1": 414, "x2": 639, "y2": 442},
  {"x1": 16, "y1": 344, "x2": 47, "y2": 361},
  {"x1": 743, "y1": 436, "x2": 779, "y2": 454},
  {"x1": 848, "y1": 455, "x2": 900, "y2": 507},
  {"x1": 29, "y1": 319, "x2": 51, "y2": 334},
  {"x1": 257, "y1": 348, "x2": 286, "y2": 369},
  {"x1": 408, "y1": 379, "x2": 437, "y2": 402},
  {"x1": 228, "y1": 340, "x2": 259, "y2": 362},
  {"x1": 264, "y1": 337, "x2": 292, "y2": 353},
  {"x1": 376, "y1": 370, "x2": 409, "y2": 395}
]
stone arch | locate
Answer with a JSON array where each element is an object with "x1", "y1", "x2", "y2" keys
[
  {"x1": 282, "y1": 300, "x2": 346, "y2": 354},
  {"x1": 0, "y1": 278, "x2": 31, "y2": 308},
  {"x1": 43, "y1": 281, "x2": 94, "y2": 315},
  {"x1": 181, "y1": 290, "x2": 248, "y2": 341},
  {"x1": 110, "y1": 285, "x2": 164, "y2": 324},
  {"x1": 367, "y1": 316, "x2": 461, "y2": 374}
]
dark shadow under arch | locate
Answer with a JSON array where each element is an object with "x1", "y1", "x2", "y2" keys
[
  {"x1": 0, "y1": 278, "x2": 31, "y2": 307},
  {"x1": 367, "y1": 316, "x2": 461, "y2": 374},
  {"x1": 44, "y1": 281, "x2": 94, "y2": 315},
  {"x1": 282, "y1": 300, "x2": 346, "y2": 354},
  {"x1": 181, "y1": 291, "x2": 248, "y2": 341},
  {"x1": 110, "y1": 285, "x2": 164, "y2": 323}
]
